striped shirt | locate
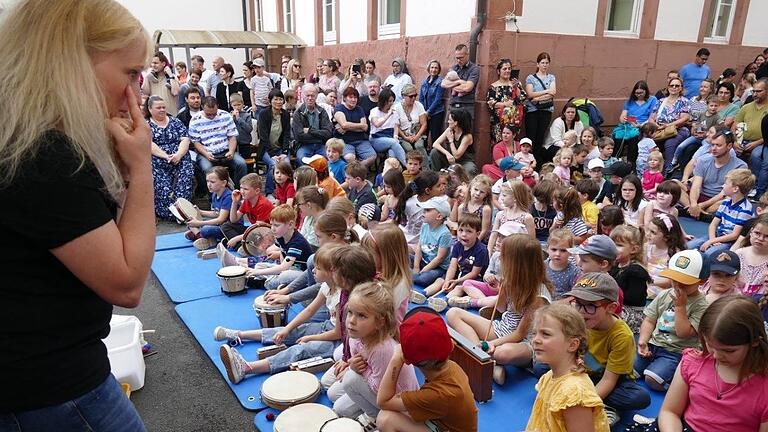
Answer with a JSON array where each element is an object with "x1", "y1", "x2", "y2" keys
[
  {"x1": 564, "y1": 217, "x2": 590, "y2": 237},
  {"x1": 715, "y1": 198, "x2": 754, "y2": 237},
  {"x1": 188, "y1": 110, "x2": 238, "y2": 155},
  {"x1": 492, "y1": 284, "x2": 552, "y2": 337}
]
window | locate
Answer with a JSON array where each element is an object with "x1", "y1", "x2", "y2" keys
[
  {"x1": 323, "y1": 0, "x2": 336, "y2": 44},
  {"x1": 705, "y1": 0, "x2": 736, "y2": 40},
  {"x1": 378, "y1": 0, "x2": 401, "y2": 39},
  {"x1": 254, "y1": 0, "x2": 263, "y2": 32},
  {"x1": 605, "y1": 0, "x2": 643, "y2": 35},
  {"x1": 283, "y1": 0, "x2": 293, "y2": 33}
]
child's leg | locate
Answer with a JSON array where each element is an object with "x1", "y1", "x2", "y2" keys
[
  {"x1": 216, "y1": 242, "x2": 241, "y2": 267},
  {"x1": 642, "y1": 345, "x2": 681, "y2": 391},
  {"x1": 461, "y1": 280, "x2": 496, "y2": 299},
  {"x1": 261, "y1": 321, "x2": 332, "y2": 346},
  {"x1": 446, "y1": 283, "x2": 465, "y2": 298},
  {"x1": 412, "y1": 268, "x2": 444, "y2": 289},
  {"x1": 423, "y1": 278, "x2": 445, "y2": 296},
  {"x1": 493, "y1": 340, "x2": 534, "y2": 367},
  {"x1": 342, "y1": 370, "x2": 381, "y2": 418},
  {"x1": 603, "y1": 377, "x2": 652, "y2": 412},
  {"x1": 200, "y1": 224, "x2": 225, "y2": 241},
  {"x1": 445, "y1": 308, "x2": 494, "y2": 345},
  {"x1": 263, "y1": 340, "x2": 337, "y2": 375},
  {"x1": 377, "y1": 411, "x2": 432, "y2": 432},
  {"x1": 265, "y1": 269, "x2": 304, "y2": 290}
]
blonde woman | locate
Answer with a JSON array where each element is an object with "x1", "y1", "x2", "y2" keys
[{"x1": 0, "y1": 0, "x2": 154, "y2": 428}]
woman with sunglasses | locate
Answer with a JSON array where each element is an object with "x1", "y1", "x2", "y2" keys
[
  {"x1": 318, "y1": 59, "x2": 341, "y2": 95},
  {"x1": 280, "y1": 59, "x2": 304, "y2": 99},
  {"x1": 650, "y1": 76, "x2": 691, "y2": 170}
]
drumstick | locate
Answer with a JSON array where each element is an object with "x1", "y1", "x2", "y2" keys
[{"x1": 481, "y1": 293, "x2": 502, "y2": 351}]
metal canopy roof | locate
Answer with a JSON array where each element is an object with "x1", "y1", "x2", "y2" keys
[{"x1": 152, "y1": 29, "x2": 306, "y2": 49}]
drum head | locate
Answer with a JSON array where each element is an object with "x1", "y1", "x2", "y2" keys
[
  {"x1": 274, "y1": 403, "x2": 337, "y2": 432},
  {"x1": 253, "y1": 295, "x2": 284, "y2": 311},
  {"x1": 242, "y1": 224, "x2": 272, "y2": 257},
  {"x1": 320, "y1": 417, "x2": 364, "y2": 432},
  {"x1": 217, "y1": 266, "x2": 246, "y2": 277},
  {"x1": 175, "y1": 198, "x2": 200, "y2": 221},
  {"x1": 262, "y1": 371, "x2": 320, "y2": 403},
  {"x1": 168, "y1": 204, "x2": 185, "y2": 223}
]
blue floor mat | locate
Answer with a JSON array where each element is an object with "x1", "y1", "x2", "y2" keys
[
  {"x1": 679, "y1": 216, "x2": 709, "y2": 240},
  {"x1": 152, "y1": 247, "x2": 223, "y2": 303},
  {"x1": 175, "y1": 290, "x2": 304, "y2": 411},
  {"x1": 155, "y1": 231, "x2": 193, "y2": 251}
]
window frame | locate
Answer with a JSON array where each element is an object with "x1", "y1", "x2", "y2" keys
[
  {"x1": 323, "y1": 0, "x2": 336, "y2": 44},
  {"x1": 283, "y1": 0, "x2": 293, "y2": 33},
  {"x1": 254, "y1": 0, "x2": 263, "y2": 32},
  {"x1": 604, "y1": 0, "x2": 644, "y2": 37},
  {"x1": 704, "y1": 0, "x2": 736, "y2": 43},
  {"x1": 378, "y1": 0, "x2": 401, "y2": 39}
]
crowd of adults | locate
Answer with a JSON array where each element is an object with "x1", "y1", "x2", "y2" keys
[{"x1": 142, "y1": 44, "x2": 768, "y2": 220}]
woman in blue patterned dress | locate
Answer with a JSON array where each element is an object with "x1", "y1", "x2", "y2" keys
[{"x1": 146, "y1": 95, "x2": 194, "y2": 219}]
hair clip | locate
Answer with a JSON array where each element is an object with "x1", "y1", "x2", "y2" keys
[
  {"x1": 658, "y1": 214, "x2": 673, "y2": 231},
  {"x1": 317, "y1": 187, "x2": 326, "y2": 194}
]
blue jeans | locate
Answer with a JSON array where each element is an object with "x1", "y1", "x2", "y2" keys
[
  {"x1": 343, "y1": 140, "x2": 377, "y2": 162},
  {"x1": 370, "y1": 136, "x2": 407, "y2": 167},
  {"x1": 296, "y1": 143, "x2": 327, "y2": 164},
  {"x1": 633, "y1": 344, "x2": 682, "y2": 389},
  {"x1": 197, "y1": 152, "x2": 248, "y2": 188},
  {"x1": 261, "y1": 152, "x2": 276, "y2": 195},
  {"x1": 412, "y1": 268, "x2": 446, "y2": 287},
  {"x1": 200, "y1": 224, "x2": 224, "y2": 240},
  {"x1": 688, "y1": 236, "x2": 733, "y2": 260},
  {"x1": 262, "y1": 320, "x2": 339, "y2": 373},
  {"x1": 661, "y1": 127, "x2": 691, "y2": 170},
  {"x1": 0, "y1": 375, "x2": 146, "y2": 432},
  {"x1": 671, "y1": 136, "x2": 702, "y2": 164},
  {"x1": 751, "y1": 144, "x2": 768, "y2": 195}
]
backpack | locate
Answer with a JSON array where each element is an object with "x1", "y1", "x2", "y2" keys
[{"x1": 568, "y1": 97, "x2": 605, "y2": 136}]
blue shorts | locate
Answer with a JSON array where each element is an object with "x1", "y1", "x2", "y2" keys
[
  {"x1": 633, "y1": 344, "x2": 682, "y2": 389},
  {"x1": 343, "y1": 140, "x2": 377, "y2": 161}
]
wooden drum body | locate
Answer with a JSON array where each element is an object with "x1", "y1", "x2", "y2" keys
[
  {"x1": 253, "y1": 295, "x2": 288, "y2": 328},
  {"x1": 448, "y1": 327, "x2": 494, "y2": 402}
]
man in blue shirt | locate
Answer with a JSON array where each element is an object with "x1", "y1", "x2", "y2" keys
[{"x1": 679, "y1": 48, "x2": 711, "y2": 98}]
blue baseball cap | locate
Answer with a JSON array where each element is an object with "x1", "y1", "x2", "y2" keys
[{"x1": 499, "y1": 157, "x2": 526, "y2": 171}]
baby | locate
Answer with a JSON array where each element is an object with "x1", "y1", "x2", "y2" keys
[
  {"x1": 563, "y1": 130, "x2": 578, "y2": 147},
  {"x1": 444, "y1": 71, "x2": 464, "y2": 97}
]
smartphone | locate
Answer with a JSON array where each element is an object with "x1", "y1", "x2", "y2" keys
[
  {"x1": 511, "y1": 69, "x2": 520, "y2": 79},
  {"x1": 352, "y1": 64, "x2": 361, "y2": 74}
]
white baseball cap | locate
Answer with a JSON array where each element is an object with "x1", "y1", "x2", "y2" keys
[
  {"x1": 660, "y1": 250, "x2": 708, "y2": 285},
  {"x1": 587, "y1": 158, "x2": 605, "y2": 170}
]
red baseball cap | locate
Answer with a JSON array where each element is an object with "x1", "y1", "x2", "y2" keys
[{"x1": 400, "y1": 307, "x2": 453, "y2": 364}]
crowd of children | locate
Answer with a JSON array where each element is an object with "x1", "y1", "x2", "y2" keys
[{"x1": 173, "y1": 122, "x2": 768, "y2": 431}]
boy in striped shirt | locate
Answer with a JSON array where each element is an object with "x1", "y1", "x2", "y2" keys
[{"x1": 689, "y1": 168, "x2": 755, "y2": 258}]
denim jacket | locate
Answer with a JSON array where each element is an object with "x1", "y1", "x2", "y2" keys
[{"x1": 419, "y1": 75, "x2": 445, "y2": 117}]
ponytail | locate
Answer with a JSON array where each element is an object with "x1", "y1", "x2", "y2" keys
[{"x1": 394, "y1": 170, "x2": 440, "y2": 224}]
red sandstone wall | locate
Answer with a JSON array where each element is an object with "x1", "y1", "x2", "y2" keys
[{"x1": 274, "y1": 31, "x2": 763, "y2": 166}]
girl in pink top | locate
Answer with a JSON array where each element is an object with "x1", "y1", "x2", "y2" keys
[
  {"x1": 658, "y1": 295, "x2": 768, "y2": 432},
  {"x1": 330, "y1": 282, "x2": 419, "y2": 423}
]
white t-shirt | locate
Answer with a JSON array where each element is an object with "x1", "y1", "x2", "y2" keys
[
  {"x1": 320, "y1": 282, "x2": 341, "y2": 327},
  {"x1": 369, "y1": 107, "x2": 400, "y2": 137},
  {"x1": 402, "y1": 195, "x2": 424, "y2": 244},
  {"x1": 394, "y1": 101, "x2": 426, "y2": 137},
  {"x1": 383, "y1": 73, "x2": 413, "y2": 103},
  {"x1": 199, "y1": 69, "x2": 216, "y2": 96}
]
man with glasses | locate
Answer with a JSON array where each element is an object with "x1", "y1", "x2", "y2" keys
[
  {"x1": 292, "y1": 84, "x2": 333, "y2": 163},
  {"x1": 685, "y1": 127, "x2": 747, "y2": 219},
  {"x1": 679, "y1": 48, "x2": 711, "y2": 98},
  {"x1": 734, "y1": 79, "x2": 768, "y2": 193},
  {"x1": 442, "y1": 44, "x2": 480, "y2": 121}
]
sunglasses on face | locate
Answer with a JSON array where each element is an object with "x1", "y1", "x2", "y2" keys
[{"x1": 668, "y1": 84, "x2": 681, "y2": 88}]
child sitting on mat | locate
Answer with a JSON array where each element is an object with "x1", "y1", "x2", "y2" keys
[
  {"x1": 216, "y1": 224, "x2": 276, "y2": 269},
  {"x1": 425, "y1": 214, "x2": 489, "y2": 298},
  {"x1": 361, "y1": 224, "x2": 412, "y2": 321},
  {"x1": 328, "y1": 282, "x2": 419, "y2": 428},
  {"x1": 447, "y1": 234, "x2": 553, "y2": 386},
  {"x1": 221, "y1": 173, "x2": 274, "y2": 248},
  {"x1": 526, "y1": 304, "x2": 610, "y2": 432},
  {"x1": 376, "y1": 307, "x2": 478, "y2": 432},
  {"x1": 186, "y1": 166, "x2": 234, "y2": 250}
]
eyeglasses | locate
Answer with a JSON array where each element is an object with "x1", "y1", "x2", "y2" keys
[
  {"x1": 404, "y1": 94, "x2": 417, "y2": 98},
  {"x1": 751, "y1": 230, "x2": 768, "y2": 240},
  {"x1": 668, "y1": 84, "x2": 681, "y2": 88},
  {"x1": 569, "y1": 299, "x2": 603, "y2": 315},
  {"x1": 294, "y1": 64, "x2": 302, "y2": 68}
]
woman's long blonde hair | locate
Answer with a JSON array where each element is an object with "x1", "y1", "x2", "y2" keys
[{"x1": 0, "y1": 0, "x2": 149, "y2": 199}]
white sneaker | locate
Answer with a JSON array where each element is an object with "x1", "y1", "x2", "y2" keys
[
  {"x1": 193, "y1": 237, "x2": 216, "y2": 251},
  {"x1": 605, "y1": 406, "x2": 620, "y2": 426},
  {"x1": 213, "y1": 326, "x2": 241, "y2": 344},
  {"x1": 410, "y1": 290, "x2": 426, "y2": 304},
  {"x1": 493, "y1": 365, "x2": 506, "y2": 386},
  {"x1": 219, "y1": 345, "x2": 249, "y2": 384}
]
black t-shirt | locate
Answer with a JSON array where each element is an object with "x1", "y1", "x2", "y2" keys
[
  {"x1": 531, "y1": 203, "x2": 557, "y2": 242},
  {"x1": 610, "y1": 263, "x2": 651, "y2": 307},
  {"x1": 0, "y1": 130, "x2": 116, "y2": 411}
]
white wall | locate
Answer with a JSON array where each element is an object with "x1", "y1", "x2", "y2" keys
[
  {"x1": 405, "y1": 0, "x2": 474, "y2": 37},
  {"x1": 261, "y1": 0, "x2": 279, "y2": 32},
  {"x1": 515, "y1": 0, "x2": 598, "y2": 36},
  {"x1": 116, "y1": 0, "x2": 248, "y2": 71},
  {"x1": 742, "y1": 0, "x2": 768, "y2": 47},
  {"x1": 339, "y1": 0, "x2": 367, "y2": 43},
  {"x1": 654, "y1": 0, "x2": 703, "y2": 42},
  {"x1": 295, "y1": 0, "x2": 316, "y2": 47}
]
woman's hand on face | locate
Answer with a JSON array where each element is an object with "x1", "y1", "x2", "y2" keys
[{"x1": 107, "y1": 85, "x2": 151, "y2": 174}]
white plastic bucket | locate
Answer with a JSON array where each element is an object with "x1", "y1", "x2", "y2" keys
[{"x1": 102, "y1": 315, "x2": 146, "y2": 391}]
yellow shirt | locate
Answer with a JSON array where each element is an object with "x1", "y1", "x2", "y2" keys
[
  {"x1": 582, "y1": 201, "x2": 599, "y2": 227},
  {"x1": 585, "y1": 317, "x2": 638, "y2": 379},
  {"x1": 734, "y1": 101, "x2": 768, "y2": 141},
  {"x1": 526, "y1": 371, "x2": 609, "y2": 432}
]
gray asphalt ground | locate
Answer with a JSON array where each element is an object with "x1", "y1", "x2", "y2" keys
[{"x1": 114, "y1": 221, "x2": 256, "y2": 432}]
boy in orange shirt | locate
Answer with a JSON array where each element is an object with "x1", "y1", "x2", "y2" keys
[{"x1": 302, "y1": 154, "x2": 347, "y2": 199}]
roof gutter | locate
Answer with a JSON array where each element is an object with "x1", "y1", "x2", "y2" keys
[{"x1": 469, "y1": 0, "x2": 487, "y2": 63}]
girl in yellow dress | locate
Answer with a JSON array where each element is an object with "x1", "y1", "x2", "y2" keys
[{"x1": 526, "y1": 304, "x2": 610, "y2": 432}]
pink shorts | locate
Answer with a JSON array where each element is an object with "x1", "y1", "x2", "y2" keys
[{"x1": 463, "y1": 280, "x2": 497, "y2": 296}]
